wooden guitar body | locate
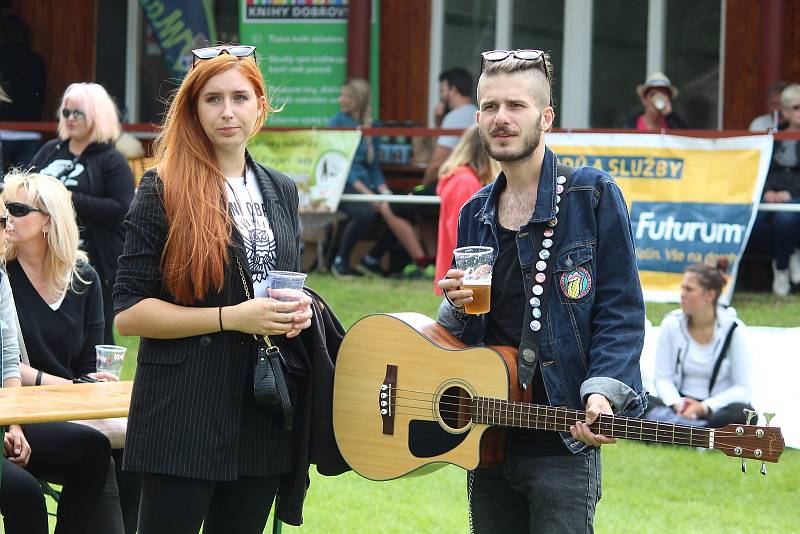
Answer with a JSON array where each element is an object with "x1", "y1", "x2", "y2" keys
[{"x1": 332, "y1": 312, "x2": 516, "y2": 481}]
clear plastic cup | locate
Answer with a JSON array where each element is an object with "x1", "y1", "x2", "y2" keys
[
  {"x1": 95, "y1": 345, "x2": 127, "y2": 378},
  {"x1": 267, "y1": 271, "x2": 307, "y2": 302},
  {"x1": 453, "y1": 246, "x2": 494, "y2": 315}
]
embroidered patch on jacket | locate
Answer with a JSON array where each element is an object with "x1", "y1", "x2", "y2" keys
[{"x1": 559, "y1": 266, "x2": 592, "y2": 299}]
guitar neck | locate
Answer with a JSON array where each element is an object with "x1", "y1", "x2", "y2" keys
[{"x1": 472, "y1": 397, "x2": 712, "y2": 448}]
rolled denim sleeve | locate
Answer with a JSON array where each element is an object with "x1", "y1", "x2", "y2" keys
[
  {"x1": 581, "y1": 177, "x2": 646, "y2": 416},
  {"x1": 113, "y1": 171, "x2": 168, "y2": 315}
]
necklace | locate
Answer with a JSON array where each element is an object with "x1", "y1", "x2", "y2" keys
[{"x1": 225, "y1": 165, "x2": 262, "y2": 274}]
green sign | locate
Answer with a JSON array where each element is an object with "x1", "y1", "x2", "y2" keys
[
  {"x1": 240, "y1": 1, "x2": 349, "y2": 127},
  {"x1": 249, "y1": 130, "x2": 361, "y2": 213}
]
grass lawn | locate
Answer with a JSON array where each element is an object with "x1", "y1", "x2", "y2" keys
[{"x1": 110, "y1": 275, "x2": 799, "y2": 534}]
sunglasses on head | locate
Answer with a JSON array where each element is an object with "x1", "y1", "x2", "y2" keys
[
  {"x1": 5, "y1": 202, "x2": 44, "y2": 217},
  {"x1": 191, "y1": 45, "x2": 256, "y2": 68},
  {"x1": 61, "y1": 108, "x2": 86, "y2": 120},
  {"x1": 480, "y1": 49, "x2": 552, "y2": 105}
]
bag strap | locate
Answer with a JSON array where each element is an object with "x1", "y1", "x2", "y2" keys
[
  {"x1": 708, "y1": 322, "x2": 738, "y2": 394},
  {"x1": 517, "y1": 162, "x2": 575, "y2": 389}
]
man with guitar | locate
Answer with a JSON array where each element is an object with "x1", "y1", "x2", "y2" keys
[{"x1": 437, "y1": 50, "x2": 647, "y2": 533}]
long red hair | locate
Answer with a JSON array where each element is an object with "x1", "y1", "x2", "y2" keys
[{"x1": 153, "y1": 54, "x2": 271, "y2": 304}]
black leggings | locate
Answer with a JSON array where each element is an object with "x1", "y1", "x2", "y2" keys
[
  {"x1": 138, "y1": 472, "x2": 280, "y2": 534},
  {"x1": 336, "y1": 200, "x2": 376, "y2": 265},
  {"x1": 0, "y1": 422, "x2": 111, "y2": 534}
]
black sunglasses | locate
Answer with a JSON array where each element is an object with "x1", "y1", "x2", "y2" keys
[
  {"x1": 191, "y1": 45, "x2": 256, "y2": 68},
  {"x1": 61, "y1": 108, "x2": 86, "y2": 120},
  {"x1": 788, "y1": 104, "x2": 800, "y2": 111},
  {"x1": 5, "y1": 202, "x2": 45, "y2": 217}
]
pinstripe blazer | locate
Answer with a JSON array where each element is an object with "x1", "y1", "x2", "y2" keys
[{"x1": 113, "y1": 154, "x2": 302, "y2": 480}]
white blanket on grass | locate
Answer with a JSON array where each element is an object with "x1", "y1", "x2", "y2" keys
[{"x1": 640, "y1": 326, "x2": 799, "y2": 449}]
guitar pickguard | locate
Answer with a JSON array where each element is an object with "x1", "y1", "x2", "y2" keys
[{"x1": 408, "y1": 420, "x2": 470, "y2": 457}]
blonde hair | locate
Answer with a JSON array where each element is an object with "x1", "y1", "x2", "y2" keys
[
  {"x1": 2, "y1": 172, "x2": 90, "y2": 296},
  {"x1": 341, "y1": 78, "x2": 374, "y2": 163},
  {"x1": 56, "y1": 83, "x2": 122, "y2": 144},
  {"x1": 781, "y1": 84, "x2": 800, "y2": 107},
  {"x1": 478, "y1": 52, "x2": 553, "y2": 109},
  {"x1": 438, "y1": 125, "x2": 500, "y2": 186}
]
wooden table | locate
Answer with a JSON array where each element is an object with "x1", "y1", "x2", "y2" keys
[{"x1": 0, "y1": 381, "x2": 132, "y2": 426}]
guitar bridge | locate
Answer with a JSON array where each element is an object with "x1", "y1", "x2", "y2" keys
[{"x1": 380, "y1": 365, "x2": 397, "y2": 435}]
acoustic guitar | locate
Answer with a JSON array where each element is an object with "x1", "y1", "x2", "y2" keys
[{"x1": 332, "y1": 313, "x2": 785, "y2": 481}]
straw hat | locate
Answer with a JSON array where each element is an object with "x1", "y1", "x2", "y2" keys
[{"x1": 636, "y1": 71, "x2": 679, "y2": 100}]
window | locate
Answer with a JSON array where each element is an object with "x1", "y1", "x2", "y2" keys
[
  {"x1": 664, "y1": 0, "x2": 721, "y2": 129},
  {"x1": 441, "y1": 0, "x2": 497, "y2": 83},
  {"x1": 590, "y1": 0, "x2": 648, "y2": 128},
  {"x1": 511, "y1": 0, "x2": 564, "y2": 127}
]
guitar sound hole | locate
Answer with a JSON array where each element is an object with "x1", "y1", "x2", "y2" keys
[{"x1": 438, "y1": 386, "x2": 472, "y2": 431}]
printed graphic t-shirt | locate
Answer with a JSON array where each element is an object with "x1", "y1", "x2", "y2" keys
[
  {"x1": 225, "y1": 166, "x2": 276, "y2": 297},
  {"x1": 37, "y1": 144, "x2": 89, "y2": 192}
]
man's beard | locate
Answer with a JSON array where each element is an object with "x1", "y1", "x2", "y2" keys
[{"x1": 479, "y1": 115, "x2": 541, "y2": 163}]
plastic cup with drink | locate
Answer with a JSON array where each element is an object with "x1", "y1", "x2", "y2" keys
[
  {"x1": 453, "y1": 246, "x2": 494, "y2": 315},
  {"x1": 267, "y1": 271, "x2": 307, "y2": 302},
  {"x1": 95, "y1": 345, "x2": 127, "y2": 379}
]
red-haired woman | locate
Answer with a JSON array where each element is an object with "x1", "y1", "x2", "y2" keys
[
  {"x1": 113, "y1": 46, "x2": 312, "y2": 533},
  {"x1": 30, "y1": 82, "x2": 135, "y2": 345}
]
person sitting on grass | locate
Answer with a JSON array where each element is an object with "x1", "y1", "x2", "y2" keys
[{"x1": 646, "y1": 260, "x2": 754, "y2": 427}]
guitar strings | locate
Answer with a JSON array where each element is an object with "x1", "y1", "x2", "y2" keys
[{"x1": 386, "y1": 389, "x2": 767, "y2": 440}]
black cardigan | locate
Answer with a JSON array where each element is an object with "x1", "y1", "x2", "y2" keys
[
  {"x1": 31, "y1": 139, "x2": 135, "y2": 286},
  {"x1": 113, "y1": 156, "x2": 303, "y2": 480}
]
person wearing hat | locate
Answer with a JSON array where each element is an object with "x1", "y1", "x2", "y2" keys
[{"x1": 624, "y1": 71, "x2": 690, "y2": 131}]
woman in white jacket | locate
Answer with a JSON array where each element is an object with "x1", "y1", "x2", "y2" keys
[{"x1": 649, "y1": 261, "x2": 754, "y2": 427}]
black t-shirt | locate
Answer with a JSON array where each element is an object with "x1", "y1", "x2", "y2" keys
[
  {"x1": 37, "y1": 143, "x2": 89, "y2": 193},
  {"x1": 485, "y1": 224, "x2": 569, "y2": 456}
]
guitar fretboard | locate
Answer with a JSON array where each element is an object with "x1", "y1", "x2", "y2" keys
[{"x1": 471, "y1": 397, "x2": 712, "y2": 448}]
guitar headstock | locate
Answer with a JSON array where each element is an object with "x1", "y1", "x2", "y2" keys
[{"x1": 714, "y1": 423, "x2": 785, "y2": 464}]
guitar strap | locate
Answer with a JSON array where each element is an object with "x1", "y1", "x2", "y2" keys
[{"x1": 517, "y1": 162, "x2": 574, "y2": 389}]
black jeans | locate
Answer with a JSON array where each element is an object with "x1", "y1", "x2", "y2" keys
[
  {"x1": 138, "y1": 472, "x2": 280, "y2": 534},
  {"x1": 336, "y1": 199, "x2": 376, "y2": 265},
  {"x1": 0, "y1": 422, "x2": 111, "y2": 534}
]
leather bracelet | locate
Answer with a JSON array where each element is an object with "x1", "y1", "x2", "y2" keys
[
  {"x1": 35, "y1": 370, "x2": 43, "y2": 386},
  {"x1": 218, "y1": 306, "x2": 225, "y2": 332}
]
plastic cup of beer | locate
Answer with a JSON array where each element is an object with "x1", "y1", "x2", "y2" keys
[
  {"x1": 267, "y1": 271, "x2": 307, "y2": 302},
  {"x1": 95, "y1": 345, "x2": 127, "y2": 379},
  {"x1": 453, "y1": 246, "x2": 494, "y2": 315}
]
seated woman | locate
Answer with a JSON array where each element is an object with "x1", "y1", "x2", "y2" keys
[
  {"x1": 434, "y1": 125, "x2": 498, "y2": 293},
  {"x1": 328, "y1": 78, "x2": 392, "y2": 277},
  {"x1": 648, "y1": 260, "x2": 754, "y2": 427},
  {"x1": 751, "y1": 83, "x2": 800, "y2": 296},
  {"x1": 0, "y1": 202, "x2": 111, "y2": 534},
  {"x1": 3, "y1": 172, "x2": 137, "y2": 533}
]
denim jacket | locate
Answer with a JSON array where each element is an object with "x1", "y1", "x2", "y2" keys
[{"x1": 437, "y1": 146, "x2": 647, "y2": 453}]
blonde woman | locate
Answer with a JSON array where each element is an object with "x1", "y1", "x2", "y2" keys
[
  {"x1": 328, "y1": 78, "x2": 392, "y2": 277},
  {"x1": 434, "y1": 125, "x2": 499, "y2": 292},
  {"x1": 30, "y1": 82, "x2": 135, "y2": 345},
  {"x1": 3, "y1": 172, "x2": 137, "y2": 533},
  {"x1": 0, "y1": 193, "x2": 112, "y2": 534}
]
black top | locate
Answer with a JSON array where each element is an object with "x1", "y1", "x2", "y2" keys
[
  {"x1": 31, "y1": 139, "x2": 135, "y2": 285},
  {"x1": 114, "y1": 156, "x2": 303, "y2": 480},
  {"x1": 0, "y1": 44, "x2": 46, "y2": 121},
  {"x1": 485, "y1": 224, "x2": 569, "y2": 456},
  {"x1": 7, "y1": 260, "x2": 103, "y2": 379}
]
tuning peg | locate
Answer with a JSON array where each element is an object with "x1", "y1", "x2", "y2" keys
[
  {"x1": 763, "y1": 412, "x2": 775, "y2": 426},
  {"x1": 743, "y1": 409, "x2": 757, "y2": 425}
]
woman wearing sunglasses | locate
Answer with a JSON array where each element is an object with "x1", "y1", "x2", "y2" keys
[
  {"x1": 2, "y1": 172, "x2": 138, "y2": 534},
  {"x1": 113, "y1": 45, "x2": 313, "y2": 533},
  {"x1": 30, "y1": 82, "x2": 135, "y2": 348},
  {"x1": 0, "y1": 195, "x2": 113, "y2": 534}
]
